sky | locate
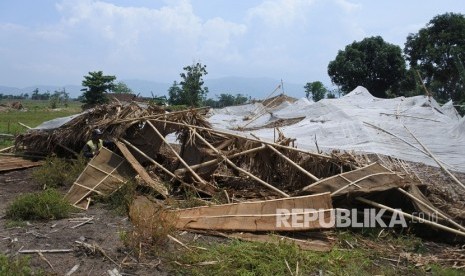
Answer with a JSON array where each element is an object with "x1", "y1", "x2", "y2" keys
[{"x1": 1, "y1": 0, "x2": 465, "y2": 90}]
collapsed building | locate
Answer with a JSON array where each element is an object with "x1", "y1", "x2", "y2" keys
[{"x1": 11, "y1": 86, "x2": 465, "y2": 251}]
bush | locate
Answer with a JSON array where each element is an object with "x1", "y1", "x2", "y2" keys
[
  {"x1": 32, "y1": 155, "x2": 87, "y2": 189},
  {"x1": 0, "y1": 254, "x2": 44, "y2": 276},
  {"x1": 6, "y1": 189, "x2": 73, "y2": 221}
]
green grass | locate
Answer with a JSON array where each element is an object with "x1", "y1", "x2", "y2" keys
[
  {"x1": 0, "y1": 100, "x2": 81, "y2": 148},
  {"x1": 170, "y1": 232, "x2": 464, "y2": 276},
  {"x1": 32, "y1": 155, "x2": 87, "y2": 189},
  {"x1": 5, "y1": 188, "x2": 74, "y2": 221},
  {"x1": 0, "y1": 254, "x2": 45, "y2": 276}
]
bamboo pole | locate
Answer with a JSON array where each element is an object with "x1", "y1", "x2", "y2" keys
[
  {"x1": 251, "y1": 134, "x2": 319, "y2": 182},
  {"x1": 356, "y1": 197, "x2": 465, "y2": 238},
  {"x1": 18, "y1": 122, "x2": 32, "y2": 129},
  {"x1": 19, "y1": 249, "x2": 73, "y2": 254},
  {"x1": 150, "y1": 119, "x2": 332, "y2": 160},
  {"x1": 146, "y1": 120, "x2": 208, "y2": 186},
  {"x1": 0, "y1": 146, "x2": 14, "y2": 152},
  {"x1": 363, "y1": 122, "x2": 429, "y2": 156},
  {"x1": 191, "y1": 128, "x2": 290, "y2": 198},
  {"x1": 112, "y1": 107, "x2": 209, "y2": 124},
  {"x1": 174, "y1": 145, "x2": 266, "y2": 175},
  {"x1": 120, "y1": 138, "x2": 214, "y2": 195},
  {"x1": 403, "y1": 125, "x2": 465, "y2": 191},
  {"x1": 396, "y1": 187, "x2": 465, "y2": 232}
]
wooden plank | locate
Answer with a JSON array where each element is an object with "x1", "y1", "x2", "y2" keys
[
  {"x1": 168, "y1": 193, "x2": 334, "y2": 231},
  {"x1": 301, "y1": 163, "x2": 405, "y2": 195},
  {"x1": 0, "y1": 156, "x2": 43, "y2": 172},
  {"x1": 115, "y1": 141, "x2": 168, "y2": 197}
]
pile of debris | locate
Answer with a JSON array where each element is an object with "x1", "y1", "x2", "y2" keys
[{"x1": 13, "y1": 97, "x2": 465, "y2": 252}]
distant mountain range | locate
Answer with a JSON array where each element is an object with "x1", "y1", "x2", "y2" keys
[{"x1": 0, "y1": 77, "x2": 306, "y2": 100}]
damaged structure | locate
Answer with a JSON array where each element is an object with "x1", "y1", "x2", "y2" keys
[{"x1": 10, "y1": 86, "x2": 465, "y2": 252}]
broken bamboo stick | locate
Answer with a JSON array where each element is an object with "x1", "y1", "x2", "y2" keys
[
  {"x1": 146, "y1": 120, "x2": 208, "y2": 186},
  {"x1": 356, "y1": 197, "x2": 465, "y2": 238},
  {"x1": 151, "y1": 119, "x2": 332, "y2": 160},
  {"x1": 192, "y1": 128, "x2": 290, "y2": 197},
  {"x1": 0, "y1": 146, "x2": 14, "y2": 153},
  {"x1": 19, "y1": 249, "x2": 73, "y2": 254},
  {"x1": 403, "y1": 125, "x2": 465, "y2": 191},
  {"x1": 174, "y1": 145, "x2": 266, "y2": 175},
  {"x1": 18, "y1": 122, "x2": 32, "y2": 129},
  {"x1": 251, "y1": 134, "x2": 319, "y2": 182},
  {"x1": 396, "y1": 187, "x2": 465, "y2": 232}
]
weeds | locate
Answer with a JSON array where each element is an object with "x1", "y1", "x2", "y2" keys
[
  {"x1": 125, "y1": 197, "x2": 178, "y2": 257},
  {"x1": 0, "y1": 254, "x2": 44, "y2": 276},
  {"x1": 32, "y1": 155, "x2": 87, "y2": 189},
  {"x1": 6, "y1": 188, "x2": 73, "y2": 221},
  {"x1": 172, "y1": 239, "x2": 377, "y2": 276}
]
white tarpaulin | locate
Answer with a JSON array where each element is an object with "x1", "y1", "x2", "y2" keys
[{"x1": 207, "y1": 86, "x2": 465, "y2": 172}]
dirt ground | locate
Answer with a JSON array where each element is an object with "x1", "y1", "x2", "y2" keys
[
  {"x1": 0, "y1": 168, "x2": 175, "y2": 275},
  {"x1": 1, "y1": 165, "x2": 465, "y2": 275}
]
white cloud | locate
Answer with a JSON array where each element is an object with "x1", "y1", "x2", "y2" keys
[
  {"x1": 247, "y1": 0, "x2": 316, "y2": 27},
  {"x1": 334, "y1": 0, "x2": 362, "y2": 13}
]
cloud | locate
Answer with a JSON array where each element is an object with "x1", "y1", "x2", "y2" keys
[
  {"x1": 334, "y1": 0, "x2": 362, "y2": 13},
  {"x1": 247, "y1": 0, "x2": 316, "y2": 27}
]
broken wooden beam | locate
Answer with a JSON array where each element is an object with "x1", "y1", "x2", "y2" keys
[{"x1": 116, "y1": 141, "x2": 168, "y2": 197}]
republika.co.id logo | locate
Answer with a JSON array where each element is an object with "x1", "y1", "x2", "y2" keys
[{"x1": 275, "y1": 208, "x2": 438, "y2": 228}]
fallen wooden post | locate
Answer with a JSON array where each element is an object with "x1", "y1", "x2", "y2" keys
[{"x1": 192, "y1": 128, "x2": 290, "y2": 197}]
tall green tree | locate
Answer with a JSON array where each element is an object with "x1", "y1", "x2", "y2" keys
[
  {"x1": 304, "y1": 81, "x2": 327, "y2": 102},
  {"x1": 179, "y1": 62, "x2": 208, "y2": 107},
  {"x1": 81, "y1": 71, "x2": 116, "y2": 106},
  {"x1": 404, "y1": 12, "x2": 465, "y2": 103},
  {"x1": 328, "y1": 36, "x2": 406, "y2": 97},
  {"x1": 113, "y1": 81, "x2": 133, "y2": 94},
  {"x1": 167, "y1": 81, "x2": 184, "y2": 105}
]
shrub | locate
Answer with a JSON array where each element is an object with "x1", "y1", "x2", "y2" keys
[
  {"x1": 0, "y1": 254, "x2": 44, "y2": 276},
  {"x1": 32, "y1": 155, "x2": 87, "y2": 189},
  {"x1": 125, "y1": 197, "x2": 178, "y2": 257},
  {"x1": 6, "y1": 189, "x2": 73, "y2": 221}
]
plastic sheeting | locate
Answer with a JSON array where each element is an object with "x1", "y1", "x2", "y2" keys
[{"x1": 208, "y1": 86, "x2": 465, "y2": 172}]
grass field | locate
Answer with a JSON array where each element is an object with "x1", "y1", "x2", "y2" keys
[{"x1": 0, "y1": 100, "x2": 82, "y2": 148}]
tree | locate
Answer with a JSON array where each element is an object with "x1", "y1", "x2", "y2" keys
[
  {"x1": 113, "y1": 81, "x2": 133, "y2": 94},
  {"x1": 81, "y1": 71, "x2": 116, "y2": 106},
  {"x1": 404, "y1": 13, "x2": 465, "y2": 103},
  {"x1": 168, "y1": 81, "x2": 184, "y2": 105},
  {"x1": 328, "y1": 36, "x2": 406, "y2": 97},
  {"x1": 179, "y1": 62, "x2": 208, "y2": 107},
  {"x1": 304, "y1": 81, "x2": 327, "y2": 102}
]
